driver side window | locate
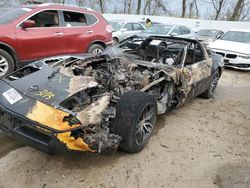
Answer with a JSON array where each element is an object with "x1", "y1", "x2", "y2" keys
[
  {"x1": 123, "y1": 23, "x2": 133, "y2": 31},
  {"x1": 185, "y1": 43, "x2": 205, "y2": 66},
  {"x1": 29, "y1": 10, "x2": 59, "y2": 27},
  {"x1": 171, "y1": 27, "x2": 181, "y2": 35}
]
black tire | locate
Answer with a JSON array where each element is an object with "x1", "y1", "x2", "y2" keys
[
  {"x1": 0, "y1": 49, "x2": 14, "y2": 78},
  {"x1": 201, "y1": 69, "x2": 220, "y2": 99},
  {"x1": 87, "y1": 44, "x2": 105, "y2": 54},
  {"x1": 113, "y1": 37, "x2": 119, "y2": 45},
  {"x1": 112, "y1": 91, "x2": 157, "y2": 153}
]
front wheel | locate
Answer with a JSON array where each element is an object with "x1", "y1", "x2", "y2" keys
[
  {"x1": 113, "y1": 37, "x2": 119, "y2": 45},
  {"x1": 87, "y1": 44, "x2": 105, "y2": 54},
  {"x1": 112, "y1": 91, "x2": 157, "y2": 153},
  {"x1": 0, "y1": 49, "x2": 14, "y2": 78},
  {"x1": 201, "y1": 69, "x2": 220, "y2": 99}
]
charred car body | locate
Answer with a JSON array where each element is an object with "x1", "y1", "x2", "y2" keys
[{"x1": 0, "y1": 36, "x2": 224, "y2": 154}]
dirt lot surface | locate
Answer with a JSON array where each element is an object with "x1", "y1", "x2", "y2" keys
[{"x1": 0, "y1": 69, "x2": 249, "y2": 188}]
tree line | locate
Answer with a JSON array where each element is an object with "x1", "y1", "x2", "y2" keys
[{"x1": 1, "y1": 0, "x2": 250, "y2": 21}]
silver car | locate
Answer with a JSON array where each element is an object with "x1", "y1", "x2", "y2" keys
[
  {"x1": 138, "y1": 23, "x2": 196, "y2": 39},
  {"x1": 197, "y1": 29, "x2": 224, "y2": 47},
  {"x1": 110, "y1": 21, "x2": 145, "y2": 44}
]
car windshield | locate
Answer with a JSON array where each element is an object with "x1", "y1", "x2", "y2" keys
[
  {"x1": 142, "y1": 24, "x2": 172, "y2": 35},
  {"x1": 0, "y1": 8, "x2": 32, "y2": 24},
  {"x1": 198, "y1": 30, "x2": 219, "y2": 37},
  {"x1": 110, "y1": 21, "x2": 124, "y2": 32},
  {"x1": 220, "y1": 31, "x2": 250, "y2": 44}
]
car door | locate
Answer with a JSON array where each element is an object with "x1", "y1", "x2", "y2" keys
[
  {"x1": 179, "y1": 26, "x2": 194, "y2": 39},
  {"x1": 182, "y1": 42, "x2": 212, "y2": 99},
  {"x1": 169, "y1": 26, "x2": 181, "y2": 36},
  {"x1": 119, "y1": 23, "x2": 134, "y2": 41},
  {"x1": 16, "y1": 10, "x2": 65, "y2": 61},
  {"x1": 60, "y1": 10, "x2": 93, "y2": 54},
  {"x1": 132, "y1": 23, "x2": 145, "y2": 35}
]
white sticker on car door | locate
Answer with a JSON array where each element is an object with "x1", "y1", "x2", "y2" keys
[{"x1": 2, "y1": 88, "x2": 23, "y2": 105}]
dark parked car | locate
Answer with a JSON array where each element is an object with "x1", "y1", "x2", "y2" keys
[
  {"x1": 0, "y1": 3, "x2": 112, "y2": 77},
  {"x1": 197, "y1": 29, "x2": 224, "y2": 47},
  {"x1": 0, "y1": 36, "x2": 224, "y2": 154}
]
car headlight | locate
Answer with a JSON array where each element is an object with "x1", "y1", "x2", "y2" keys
[{"x1": 238, "y1": 55, "x2": 250, "y2": 59}]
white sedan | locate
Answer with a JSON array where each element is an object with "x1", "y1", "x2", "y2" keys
[
  {"x1": 109, "y1": 21, "x2": 145, "y2": 44},
  {"x1": 208, "y1": 30, "x2": 250, "y2": 70}
]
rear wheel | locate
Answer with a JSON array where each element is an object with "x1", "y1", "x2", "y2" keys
[
  {"x1": 0, "y1": 49, "x2": 14, "y2": 78},
  {"x1": 201, "y1": 69, "x2": 220, "y2": 99},
  {"x1": 113, "y1": 37, "x2": 119, "y2": 45},
  {"x1": 112, "y1": 91, "x2": 157, "y2": 153},
  {"x1": 87, "y1": 44, "x2": 105, "y2": 54}
]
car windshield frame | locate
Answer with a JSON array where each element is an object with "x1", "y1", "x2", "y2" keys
[
  {"x1": 142, "y1": 24, "x2": 172, "y2": 35},
  {"x1": 220, "y1": 31, "x2": 250, "y2": 44},
  {"x1": 110, "y1": 21, "x2": 124, "y2": 32},
  {"x1": 0, "y1": 7, "x2": 33, "y2": 24}
]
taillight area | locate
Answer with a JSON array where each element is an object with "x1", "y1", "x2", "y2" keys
[{"x1": 106, "y1": 24, "x2": 113, "y2": 33}]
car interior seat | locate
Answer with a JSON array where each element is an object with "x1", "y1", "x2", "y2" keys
[
  {"x1": 185, "y1": 52, "x2": 193, "y2": 65},
  {"x1": 143, "y1": 45, "x2": 160, "y2": 62}
]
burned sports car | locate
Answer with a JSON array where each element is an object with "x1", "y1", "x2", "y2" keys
[{"x1": 0, "y1": 36, "x2": 224, "y2": 154}]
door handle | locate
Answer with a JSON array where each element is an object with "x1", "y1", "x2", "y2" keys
[
  {"x1": 54, "y1": 32, "x2": 64, "y2": 36},
  {"x1": 86, "y1": 30, "x2": 93, "y2": 34}
]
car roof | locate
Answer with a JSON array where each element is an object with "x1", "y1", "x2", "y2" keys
[
  {"x1": 198, "y1": 29, "x2": 223, "y2": 32},
  {"x1": 151, "y1": 23, "x2": 174, "y2": 27},
  {"x1": 228, "y1": 29, "x2": 250, "y2": 33},
  {"x1": 109, "y1": 20, "x2": 143, "y2": 24},
  {"x1": 150, "y1": 23, "x2": 191, "y2": 28},
  {"x1": 22, "y1": 3, "x2": 95, "y2": 13}
]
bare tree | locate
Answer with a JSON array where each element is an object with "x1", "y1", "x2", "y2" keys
[
  {"x1": 187, "y1": 0, "x2": 199, "y2": 18},
  {"x1": 200, "y1": 0, "x2": 227, "y2": 20},
  {"x1": 194, "y1": 0, "x2": 199, "y2": 18},
  {"x1": 229, "y1": 0, "x2": 244, "y2": 20},
  {"x1": 136, "y1": 0, "x2": 142, "y2": 14},
  {"x1": 143, "y1": 0, "x2": 150, "y2": 15},
  {"x1": 239, "y1": 1, "x2": 250, "y2": 20},
  {"x1": 152, "y1": 0, "x2": 168, "y2": 15},
  {"x1": 188, "y1": 0, "x2": 194, "y2": 18},
  {"x1": 127, "y1": 0, "x2": 132, "y2": 14},
  {"x1": 211, "y1": 0, "x2": 226, "y2": 20},
  {"x1": 182, "y1": 0, "x2": 186, "y2": 17},
  {"x1": 98, "y1": 0, "x2": 105, "y2": 13}
]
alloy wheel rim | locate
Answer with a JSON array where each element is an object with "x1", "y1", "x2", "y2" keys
[
  {"x1": 0, "y1": 55, "x2": 9, "y2": 77},
  {"x1": 92, "y1": 48, "x2": 103, "y2": 54},
  {"x1": 211, "y1": 72, "x2": 220, "y2": 93},
  {"x1": 135, "y1": 104, "x2": 156, "y2": 146}
]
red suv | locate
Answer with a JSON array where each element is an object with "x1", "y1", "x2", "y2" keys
[{"x1": 0, "y1": 3, "x2": 113, "y2": 77}]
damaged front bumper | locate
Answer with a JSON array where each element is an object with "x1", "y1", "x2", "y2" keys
[
  {"x1": 0, "y1": 84, "x2": 120, "y2": 154},
  {"x1": 0, "y1": 102, "x2": 120, "y2": 154},
  {"x1": 0, "y1": 104, "x2": 66, "y2": 154}
]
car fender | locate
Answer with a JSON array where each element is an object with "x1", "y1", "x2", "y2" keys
[
  {"x1": 87, "y1": 40, "x2": 107, "y2": 50},
  {"x1": 0, "y1": 41, "x2": 19, "y2": 62},
  {"x1": 211, "y1": 53, "x2": 224, "y2": 76}
]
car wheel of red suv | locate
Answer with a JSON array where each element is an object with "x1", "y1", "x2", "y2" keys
[
  {"x1": 0, "y1": 49, "x2": 14, "y2": 78},
  {"x1": 88, "y1": 44, "x2": 104, "y2": 54}
]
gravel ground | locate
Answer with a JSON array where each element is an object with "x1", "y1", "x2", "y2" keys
[{"x1": 0, "y1": 69, "x2": 249, "y2": 188}]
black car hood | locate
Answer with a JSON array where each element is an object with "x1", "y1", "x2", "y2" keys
[{"x1": 4, "y1": 62, "x2": 98, "y2": 107}]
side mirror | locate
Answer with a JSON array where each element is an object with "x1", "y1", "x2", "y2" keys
[
  {"x1": 216, "y1": 34, "x2": 221, "y2": 39},
  {"x1": 120, "y1": 28, "x2": 127, "y2": 32},
  {"x1": 171, "y1": 32, "x2": 178, "y2": 37},
  {"x1": 21, "y1": 20, "x2": 35, "y2": 29}
]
